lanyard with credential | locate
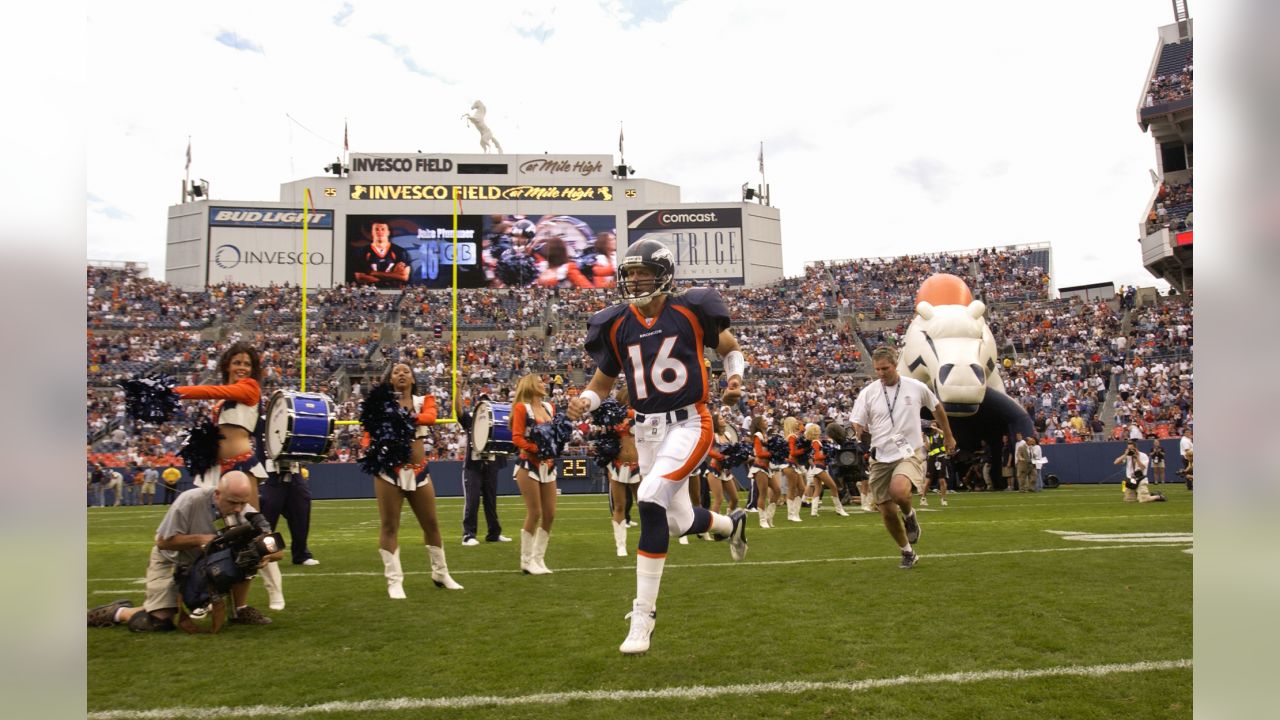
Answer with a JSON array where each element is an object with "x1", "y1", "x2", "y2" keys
[{"x1": 882, "y1": 381, "x2": 901, "y2": 423}]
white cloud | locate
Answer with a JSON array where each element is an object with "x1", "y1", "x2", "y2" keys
[{"x1": 88, "y1": 0, "x2": 1179, "y2": 292}]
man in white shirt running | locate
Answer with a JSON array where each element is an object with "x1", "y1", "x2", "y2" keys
[{"x1": 850, "y1": 346, "x2": 956, "y2": 569}]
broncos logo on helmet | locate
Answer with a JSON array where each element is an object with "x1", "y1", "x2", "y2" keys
[{"x1": 616, "y1": 238, "x2": 676, "y2": 306}]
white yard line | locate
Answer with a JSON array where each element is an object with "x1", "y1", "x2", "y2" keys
[
  {"x1": 87, "y1": 658, "x2": 1191, "y2": 719},
  {"x1": 88, "y1": 542, "x2": 1189, "y2": 585}
]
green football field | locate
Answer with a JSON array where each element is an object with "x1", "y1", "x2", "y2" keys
[{"x1": 86, "y1": 484, "x2": 1192, "y2": 719}]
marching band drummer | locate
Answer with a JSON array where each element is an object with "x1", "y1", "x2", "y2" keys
[
  {"x1": 171, "y1": 341, "x2": 281, "y2": 616},
  {"x1": 607, "y1": 386, "x2": 641, "y2": 557},
  {"x1": 369, "y1": 362, "x2": 463, "y2": 599},
  {"x1": 510, "y1": 373, "x2": 560, "y2": 575}
]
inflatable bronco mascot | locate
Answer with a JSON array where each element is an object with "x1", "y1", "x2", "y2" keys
[{"x1": 896, "y1": 274, "x2": 1035, "y2": 481}]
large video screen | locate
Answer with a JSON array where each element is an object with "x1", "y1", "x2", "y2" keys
[{"x1": 346, "y1": 214, "x2": 617, "y2": 289}]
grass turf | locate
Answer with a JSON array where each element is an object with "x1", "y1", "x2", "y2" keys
[{"x1": 87, "y1": 484, "x2": 1192, "y2": 718}]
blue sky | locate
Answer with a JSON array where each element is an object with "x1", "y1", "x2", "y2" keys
[{"x1": 87, "y1": 0, "x2": 1182, "y2": 290}]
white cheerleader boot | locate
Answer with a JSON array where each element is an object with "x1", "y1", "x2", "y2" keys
[
  {"x1": 612, "y1": 520, "x2": 628, "y2": 557},
  {"x1": 520, "y1": 529, "x2": 536, "y2": 574},
  {"x1": 379, "y1": 548, "x2": 406, "y2": 599},
  {"x1": 811, "y1": 496, "x2": 821, "y2": 517},
  {"x1": 261, "y1": 560, "x2": 285, "y2": 610},
  {"x1": 427, "y1": 545, "x2": 463, "y2": 590},
  {"x1": 529, "y1": 528, "x2": 553, "y2": 575},
  {"x1": 832, "y1": 496, "x2": 850, "y2": 516}
]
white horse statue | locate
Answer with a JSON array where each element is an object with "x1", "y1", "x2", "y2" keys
[{"x1": 463, "y1": 100, "x2": 503, "y2": 154}]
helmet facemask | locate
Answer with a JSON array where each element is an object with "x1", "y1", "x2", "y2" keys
[{"x1": 617, "y1": 262, "x2": 673, "y2": 307}]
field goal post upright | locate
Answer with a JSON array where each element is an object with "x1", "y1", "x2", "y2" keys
[{"x1": 330, "y1": 188, "x2": 462, "y2": 428}]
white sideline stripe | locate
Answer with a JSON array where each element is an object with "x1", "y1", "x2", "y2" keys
[
  {"x1": 86, "y1": 658, "x2": 1191, "y2": 719},
  {"x1": 87, "y1": 542, "x2": 1188, "y2": 584},
  {"x1": 85, "y1": 512, "x2": 1189, "y2": 546},
  {"x1": 1047, "y1": 530, "x2": 1194, "y2": 543}
]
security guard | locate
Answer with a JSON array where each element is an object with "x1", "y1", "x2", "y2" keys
[{"x1": 921, "y1": 422, "x2": 950, "y2": 507}]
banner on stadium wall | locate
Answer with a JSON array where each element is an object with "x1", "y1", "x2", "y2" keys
[
  {"x1": 346, "y1": 213, "x2": 617, "y2": 289},
  {"x1": 209, "y1": 207, "x2": 334, "y2": 228},
  {"x1": 349, "y1": 184, "x2": 613, "y2": 202},
  {"x1": 625, "y1": 208, "x2": 744, "y2": 285},
  {"x1": 207, "y1": 208, "x2": 335, "y2": 287}
]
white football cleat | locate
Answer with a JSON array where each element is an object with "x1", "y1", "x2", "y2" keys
[{"x1": 619, "y1": 600, "x2": 656, "y2": 654}]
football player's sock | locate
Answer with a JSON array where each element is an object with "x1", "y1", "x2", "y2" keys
[
  {"x1": 900, "y1": 542, "x2": 913, "y2": 553},
  {"x1": 708, "y1": 511, "x2": 733, "y2": 537},
  {"x1": 636, "y1": 501, "x2": 669, "y2": 608}
]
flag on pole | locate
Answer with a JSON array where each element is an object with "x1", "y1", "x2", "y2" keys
[
  {"x1": 343, "y1": 120, "x2": 349, "y2": 153},
  {"x1": 758, "y1": 141, "x2": 764, "y2": 174},
  {"x1": 185, "y1": 138, "x2": 192, "y2": 171},
  {"x1": 618, "y1": 124, "x2": 624, "y2": 154}
]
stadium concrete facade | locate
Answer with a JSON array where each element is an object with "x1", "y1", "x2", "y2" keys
[
  {"x1": 1135, "y1": 18, "x2": 1193, "y2": 293},
  {"x1": 165, "y1": 152, "x2": 783, "y2": 291}
]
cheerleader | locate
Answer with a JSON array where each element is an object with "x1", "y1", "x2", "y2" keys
[
  {"x1": 585, "y1": 230, "x2": 617, "y2": 288},
  {"x1": 804, "y1": 423, "x2": 849, "y2": 516},
  {"x1": 781, "y1": 417, "x2": 807, "y2": 523},
  {"x1": 750, "y1": 416, "x2": 781, "y2": 528},
  {"x1": 369, "y1": 362, "x2": 462, "y2": 599},
  {"x1": 704, "y1": 412, "x2": 738, "y2": 515},
  {"x1": 510, "y1": 374, "x2": 559, "y2": 574},
  {"x1": 607, "y1": 386, "x2": 640, "y2": 557},
  {"x1": 533, "y1": 237, "x2": 594, "y2": 289},
  {"x1": 171, "y1": 341, "x2": 280, "y2": 616}
]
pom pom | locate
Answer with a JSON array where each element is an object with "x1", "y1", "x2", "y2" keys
[
  {"x1": 359, "y1": 382, "x2": 416, "y2": 478},
  {"x1": 821, "y1": 441, "x2": 840, "y2": 461},
  {"x1": 720, "y1": 441, "x2": 754, "y2": 469},
  {"x1": 178, "y1": 416, "x2": 221, "y2": 479},
  {"x1": 528, "y1": 412, "x2": 574, "y2": 459},
  {"x1": 592, "y1": 398, "x2": 629, "y2": 429},
  {"x1": 496, "y1": 248, "x2": 538, "y2": 286},
  {"x1": 576, "y1": 250, "x2": 599, "y2": 277},
  {"x1": 765, "y1": 434, "x2": 789, "y2": 461},
  {"x1": 591, "y1": 435, "x2": 622, "y2": 468},
  {"x1": 119, "y1": 375, "x2": 180, "y2": 424},
  {"x1": 794, "y1": 441, "x2": 815, "y2": 466},
  {"x1": 487, "y1": 233, "x2": 514, "y2": 258}
]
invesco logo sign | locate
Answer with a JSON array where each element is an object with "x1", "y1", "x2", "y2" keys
[{"x1": 214, "y1": 244, "x2": 241, "y2": 269}]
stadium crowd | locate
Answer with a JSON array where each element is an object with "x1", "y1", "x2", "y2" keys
[
  {"x1": 809, "y1": 246, "x2": 1050, "y2": 318},
  {"x1": 86, "y1": 246, "x2": 1191, "y2": 475}
]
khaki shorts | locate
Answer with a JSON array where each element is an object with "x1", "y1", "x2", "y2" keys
[
  {"x1": 866, "y1": 453, "x2": 924, "y2": 506},
  {"x1": 143, "y1": 546, "x2": 180, "y2": 612}
]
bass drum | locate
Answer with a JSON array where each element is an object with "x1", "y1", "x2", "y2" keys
[
  {"x1": 471, "y1": 400, "x2": 515, "y2": 455},
  {"x1": 265, "y1": 390, "x2": 336, "y2": 463},
  {"x1": 723, "y1": 425, "x2": 739, "y2": 445}
]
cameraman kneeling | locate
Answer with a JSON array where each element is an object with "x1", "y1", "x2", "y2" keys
[
  {"x1": 1114, "y1": 440, "x2": 1165, "y2": 504},
  {"x1": 88, "y1": 471, "x2": 283, "y2": 631}
]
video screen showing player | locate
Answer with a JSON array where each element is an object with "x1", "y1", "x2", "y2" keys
[
  {"x1": 480, "y1": 214, "x2": 616, "y2": 289},
  {"x1": 346, "y1": 216, "x2": 487, "y2": 289}
]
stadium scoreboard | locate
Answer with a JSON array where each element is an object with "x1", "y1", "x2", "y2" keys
[{"x1": 165, "y1": 152, "x2": 782, "y2": 291}]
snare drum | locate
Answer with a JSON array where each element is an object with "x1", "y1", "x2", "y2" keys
[
  {"x1": 472, "y1": 400, "x2": 515, "y2": 454},
  {"x1": 265, "y1": 390, "x2": 336, "y2": 463}
]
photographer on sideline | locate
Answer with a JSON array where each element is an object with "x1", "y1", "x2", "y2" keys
[
  {"x1": 87, "y1": 471, "x2": 282, "y2": 631},
  {"x1": 1114, "y1": 439, "x2": 1165, "y2": 503}
]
